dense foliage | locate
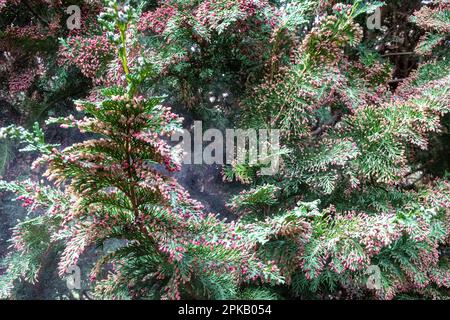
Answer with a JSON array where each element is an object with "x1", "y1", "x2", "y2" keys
[{"x1": 0, "y1": 0, "x2": 449, "y2": 300}]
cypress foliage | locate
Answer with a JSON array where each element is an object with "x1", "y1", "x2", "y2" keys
[{"x1": 0, "y1": 0, "x2": 449, "y2": 300}]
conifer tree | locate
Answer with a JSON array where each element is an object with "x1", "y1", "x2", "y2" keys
[
  {"x1": 0, "y1": 0, "x2": 281, "y2": 299},
  {"x1": 0, "y1": 0, "x2": 449, "y2": 300},
  {"x1": 229, "y1": 0, "x2": 450, "y2": 299}
]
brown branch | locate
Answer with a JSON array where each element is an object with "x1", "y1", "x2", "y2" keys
[
  {"x1": 382, "y1": 51, "x2": 415, "y2": 57},
  {"x1": 388, "y1": 78, "x2": 407, "y2": 84}
]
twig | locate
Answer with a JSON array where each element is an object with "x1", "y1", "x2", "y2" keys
[
  {"x1": 388, "y1": 78, "x2": 406, "y2": 84},
  {"x1": 382, "y1": 51, "x2": 415, "y2": 57}
]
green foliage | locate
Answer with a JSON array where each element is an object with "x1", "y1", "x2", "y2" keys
[
  {"x1": 238, "y1": 287, "x2": 281, "y2": 300},
  {"x1": 0, "y1": 1, "x2": 283, "y2": 300},
  {"x1": 1, "y1": 0, "x2": 449, "y2": 301},
  {"x1": 228, "y1": 0, "x2": 450, "y2": 300},
  {"x1": 0, "y1": 180, "x2": 68, "y2": 298},
  {"x1": 0, "y1": 141, "x2": 12, "y2": 177},
  {"x1": 229, "y1": 184, "x2": 280, "y2": 215},
  {"x1": 415, "y1": 33, "x2": 446, "y2": 55},
  {"x1": 0, "y1": 123, "x2": 58, "y2": 155}
]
